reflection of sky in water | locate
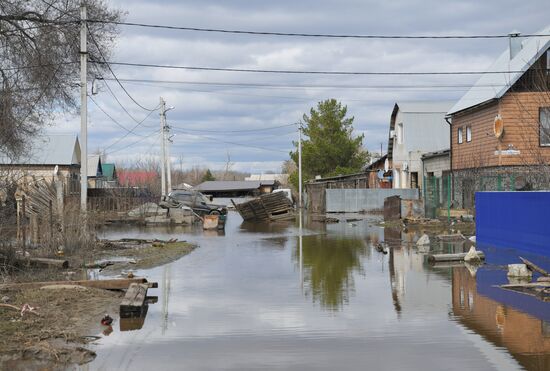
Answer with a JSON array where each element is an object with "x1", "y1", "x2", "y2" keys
[{"x1": 85, "y1": 212, "x2": 549, "y2": 371}]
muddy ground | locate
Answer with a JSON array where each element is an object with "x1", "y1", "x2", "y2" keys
[{"x1": 0, "y1": 239, "x2": 196, "y2": 370}]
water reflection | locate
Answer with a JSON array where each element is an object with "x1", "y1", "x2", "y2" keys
[
  {"x1": 294, "y1": 234, "x2": 369, "y2": 311},
  {"x1": 452, "y1": 267, "x2": 550, "y2": 371}
]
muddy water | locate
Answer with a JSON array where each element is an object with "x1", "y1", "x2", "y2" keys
[{"x1": 83, "y1": 212, "x2": 550, "y2": 371}]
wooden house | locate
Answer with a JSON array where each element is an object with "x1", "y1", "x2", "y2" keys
[
  {"x1": 447, "y1": 28, "x2": 550, "y2": 209},
  {"x1": 0, "y1": 134, "x2": 81, "y2": 194}
]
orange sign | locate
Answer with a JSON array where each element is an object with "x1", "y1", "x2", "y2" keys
[{"x1": 494, "y1": 114, "x2": 504, "y2": 139}]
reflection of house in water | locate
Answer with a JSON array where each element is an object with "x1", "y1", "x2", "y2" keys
[
  {"x1": 452, "y1": 267, "x2": 550, "y2": 370},
  {"x1": 296, "y1": 235, "x2": 369, "y2": 311},
  {"x1": 387, "y1": 229, "x2": 452, "y2": 317}
]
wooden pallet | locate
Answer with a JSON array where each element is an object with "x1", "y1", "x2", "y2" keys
[{"x1": 232, "y1": 192, "x2": 294, "y2": 222}]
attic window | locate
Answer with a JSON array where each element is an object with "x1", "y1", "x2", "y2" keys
[
  {"x1": 466, "y1": 126, "x2": 472, "y2": 142},
  {"x1": 541, "y1": 107, "x2": 550, "y2": 146},
  {"x1": 458, "y1": 127, "x2": 463, "y2": 144}
]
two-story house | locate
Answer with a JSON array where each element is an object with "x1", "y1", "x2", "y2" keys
[
  {"x1": 447, "y1": 27, "x2": 550, "y2": 209},
  {"x1": 388, "y1": 101, "x2": 454, "y2": 191}
]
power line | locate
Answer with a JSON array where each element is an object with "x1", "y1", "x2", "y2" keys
[
  {"x1": 91, "y1": 60, "x2": 532, "y2": 76},
  {"x1": 89, "y1": 94, "x2": 145, "y2": 135},
  {"x1": 87, "y1": 19, "x2": 550, "y2": 40},
  {"x1": 102, "y1": 108, "x2": 158, "y2": 151},
  {"x1": 86, "y1": 24, "x2": 160, "y2": 112},
  {"x1": 171, "y1": 130, "x2": 290, "y2": 154},
  {"x1": 105, "y1": 128, "x2": 160, "y2": 155},
  {"x1": 169, "y1": 123, "x2": 297, "y2": 133},
  {"x1": 105, "y1": 77, "x2": 503, "y2": 90}
]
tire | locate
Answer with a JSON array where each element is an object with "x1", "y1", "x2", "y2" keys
[{"x1": 209, "y1": 209, "x2": 221, "y2": 215}]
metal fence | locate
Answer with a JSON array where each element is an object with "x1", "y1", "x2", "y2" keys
[{"x1": 424, "y1": 174, "x2": 451, "y2": 219}]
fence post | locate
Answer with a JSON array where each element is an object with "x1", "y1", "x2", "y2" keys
[
  {"x1": 497, "y1": 175, "x2": 502, "y2": 191},
  {"x1": 49, "y1": 199, "x2": 53, "y2": 249},
  {"x1": 510, "y1": 174, "x2": 515, "y2": 191},
  {"x1": 21, "y1": 195, "x2": 26, "y2": 253}
]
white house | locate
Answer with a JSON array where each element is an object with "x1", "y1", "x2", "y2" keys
[{"x1": 388, "y1": 101, "x2": 454, "y2": 190}]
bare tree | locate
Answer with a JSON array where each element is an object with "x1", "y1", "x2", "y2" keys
[{"x1": 0, "y1": 0, "x2": 123, "y2": 158}]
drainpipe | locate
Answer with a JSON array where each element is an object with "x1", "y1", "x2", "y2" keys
[{"x1": 445, "y1": 116, "x2": 453, "y2": 206}]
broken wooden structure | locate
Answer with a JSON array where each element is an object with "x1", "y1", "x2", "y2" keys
[
  {"x1": 0, "y1": 277, "x2": 156, "y2": 291},
  {"x1": 427, "y1": 251, "x2": 485, "y2": 263},
  {"x1": 499, "y1": 282, "x2": 550, "y2": 302},
  {"x1": 232, "y1": 192, "x2": 294, "y2": 222},
  {"x1": 120, "y1": 283, "x2": 150, "y2": 318}
]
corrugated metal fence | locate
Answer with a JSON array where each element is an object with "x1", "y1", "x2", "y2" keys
[{"x1": 326, "y1": 189, "x2": 419, "y2": 213}]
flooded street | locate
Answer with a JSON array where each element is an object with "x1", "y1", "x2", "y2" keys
[{"x1": 84, "y1": 211, "x2": 550, "y2": 371}]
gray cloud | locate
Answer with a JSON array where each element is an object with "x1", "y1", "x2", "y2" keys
[{"x1": 54, "y1": 0, "x2": 549, "y2": 173}]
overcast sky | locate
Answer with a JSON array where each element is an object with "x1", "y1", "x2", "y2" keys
[{"x1": 51, "y1": 0, "x2": 549, "y2": 173}]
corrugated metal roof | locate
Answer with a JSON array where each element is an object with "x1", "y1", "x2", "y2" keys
[
  {"x1": 195, "y1": 180, "x2": 265, "y2": 192},
  {"x1": 448, "y1": 25, "x2": 550, "y2": 115},
  {"x1": 0, "y1": 134, "x2": 80, "y2": 165}
]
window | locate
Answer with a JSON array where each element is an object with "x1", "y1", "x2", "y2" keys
[
  {"x1": 541, "y1": 108, "x2": 550, "y2": 146},
  {"x1": 410, "y1": 172, "x2": 418, "y2": 189},
  {"x1": 457, "y1": 127, "x2": 463, "y2": 144},
  {"x1": 466, "y1": 126, "x2": 472, "y2": 142}
]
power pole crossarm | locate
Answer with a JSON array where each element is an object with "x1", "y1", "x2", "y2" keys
[{"x1": 80, "y1": 2, "x2": 88, "y2": 212}]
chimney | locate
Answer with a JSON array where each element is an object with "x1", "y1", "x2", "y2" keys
[{"x1": 508, "y1": 32, "x2": 522, "y2": 60}]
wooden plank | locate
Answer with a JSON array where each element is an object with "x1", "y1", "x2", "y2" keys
[
  {"x1": 120, "y1": 283, "x2": 148, "y2": 318},
  {"x1": 427, "y1": 251, "x2": 485, "y2": 263},
  {"x1": 519, "y1": 256, "x2": 549, "y2": 276},
  {"x1": 17, "y1": 257, "x2": 69, "y2": 269},
  {"x1": 0, "y1": 278, "x2": 150, "y2": 291}
]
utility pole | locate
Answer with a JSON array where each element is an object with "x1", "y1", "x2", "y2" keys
[
  {"x1": 298, "y1": 123, "x2": 303, "y2": 208},
  {"x1": 80, "y1": 2, "x2": 87, "y2": 212},
  {"x1": 159, "y1": 97, "x2": 167, "y2": 199},
  {"x1": 166, "y1": 132, "x2": 172, "y2": 194}
]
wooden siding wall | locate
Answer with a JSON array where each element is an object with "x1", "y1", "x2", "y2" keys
[{"x1": 452, "y1": 92, "x2": 550, "y2": 170}]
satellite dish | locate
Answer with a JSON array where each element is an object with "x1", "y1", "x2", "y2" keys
[
  {"x1": 53, "y1": 165, "x2": 59, "y2": 176},
  {"x1": 384, "y1": 158, "x2": 389, "y2": 173},
  {"x1": 494, "y1": 114, "x2": 504, "y2": 139}
]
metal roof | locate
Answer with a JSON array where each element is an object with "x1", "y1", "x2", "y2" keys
[
  {"x1": 0, "y1": 134, "x2": 80, "y2": 166},
  {"x1": 421, "y1": 149, "x2": 450, "y2": 160},
  {"x1": 195, "y1": 180, "x2": 270, "y2": 192},
  {"x1": 448, "y1": 25, "x2": 550, "y2": 116},
  {"x1": 87, "y1": 155, "x2": 102, "y2": 177},
  {"x1": 101, "y1": 163, "x2": 116, "y2": 181}
]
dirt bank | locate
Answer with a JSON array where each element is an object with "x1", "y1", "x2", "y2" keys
[{"x1": 0, "y1": 239, "x2": 196, "y2": 369}]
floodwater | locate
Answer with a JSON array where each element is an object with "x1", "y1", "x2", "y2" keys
[{"x1": 82, "y1": 211, "x2": 550, "y2": 371}]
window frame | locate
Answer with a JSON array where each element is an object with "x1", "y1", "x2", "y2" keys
[
  {"x1": 466, "y1": 126, "x2": 472, "y2": 143},
  {"x1": 540, "y1": 107, "x2": 550, "y2": 147},
  {"x1": 457, "y1": 126, "x2": 463, "y2": 144}
]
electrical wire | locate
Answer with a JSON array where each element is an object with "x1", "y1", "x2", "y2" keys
[
  {"x1": 105, "y1": 128, "x2": 160, "y2": 155},
  {"x1": 104, "y1": 77, "x2": 505, "y2": 91},
  {"x1": 89, "y1": 94, "x2": 145, "y2": 134},
  {"x1": 170, "y1": 130, "x2": 290, "y2": 154},
  {"x1": 91, "y1": 60, "x2": 533, "y2": 76},
  {"x1": 168, "y1": 123, "x2": 297, "y2": 134},
  {"x1": 87, "y1": 19, "x2": 550, "y2": 40},
  {"x1": 101, "y1": 108, "x2": 158, "y2": 151},
  {"x1": 87, "y1": 24, "x2": 160, "y2": 112}
]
